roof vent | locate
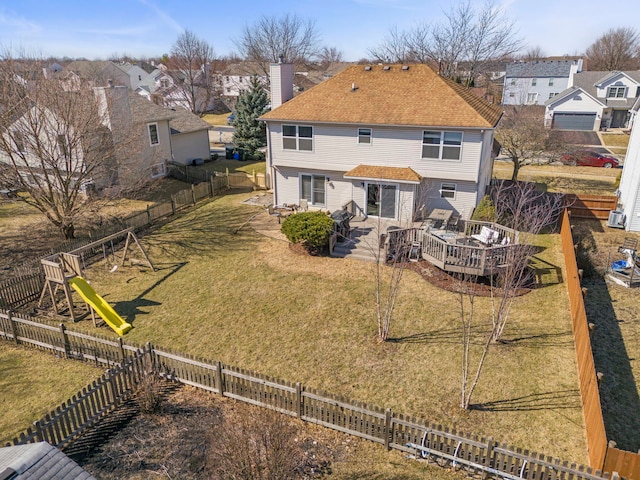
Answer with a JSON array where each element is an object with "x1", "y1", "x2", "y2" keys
[
  {"x1": 364, "y1": 65, "x2": 372, "y2": 71},
  {"x1": 402, "y1": 65, "x2": 409, "y2": 71},
  {"x1": 383, "y1": 65, "x2": 391, "y2": 71},
  {"x1": 351, "y1": 82, "x2": 357, "y2": 92}
]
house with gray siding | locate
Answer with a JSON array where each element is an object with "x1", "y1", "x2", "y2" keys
[
  {"x1": 617, "y1": 98, "x2": 640, "y2": 232},
  {"x1": 545, "y1": 70, "x2": 640, "y2": 130},
  {"x1": 260, "y1": 63, "x2": 503, "y2": 224},
  {"x1": 502, "y1": 58, "x2": 582, "y2": 106}
]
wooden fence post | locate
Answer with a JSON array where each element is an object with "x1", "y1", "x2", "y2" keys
[
  {"x1": 483, "y1": 437, "x2": 495, "y2": 479},
  {"x1": 384, "y1": 408, "x2": 392, "y2": 451},
  {"x1": 33, "y1": 420, "x2": 44, "y2": 442},
  {"x1": 191, "y1": 184, "x2": 197, "y2": 205},
  {"x1": 59, "y1": 323, "x2": 70, "y2": 359},
  {"x1": 118, "y1": 337, "x2": 126, "y2": 364},
  {"x1": 9, "y1": 311, "x2": 19, "y2": 345},
  {"x1": 209, "y1": 175, "x2": 215, "y2": 197},
  {"x1": 146, "y1": 204, "x2": 152, "y2": 225},
  {"x1": 215, "y1": 361, "x2": 224, "y2": 395},
  {"x1": 225, "y1": 168, "x2": 230, "y2": 189},
  {"x1": 170, "y1": 197, "x2": 176, "y2": 216},
  {"x1": 295, "y1": 382, "x2": 303, "y2": 419}
]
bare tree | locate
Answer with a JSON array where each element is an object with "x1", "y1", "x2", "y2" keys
[
  {"x1": 234, "y1": 14, "x2": 320, "y2": 79},
  {"x1": 457, "y1": 182, "x2": 565, "y2": 408},
  {"x1": 463, "y1": 0, "x2": 523, "y2": 87},
  {"x1": 0, "y1": 53, "x2": 155, "y2": 239},
  {"x1": 368, "y1": 0, "x2": 521, "y2": 84},
  {"x1": 169, "y1": 30, "x2": 216, "y2": 114},
  {"x1": 488, "y1": 181, "x2": 565, "y2": 342},
  {"x1": 586, "y1": 27, "x2": 640, "y2": 71},
  {"x1": 315, "y1": 46, "x2": 344, "y2": 67},
  {"x1": 207, "y1": 407, "x2": 305, "y2": 479},
  {"x1": 368, "y1": 26, "x2": 414, "y2": 64},
  {"x1": 521, "y1": 46, "x2": 546, "y2": 61},
  {"x1": 495, "y1": 105, "x2": 556, "y2": 182}
]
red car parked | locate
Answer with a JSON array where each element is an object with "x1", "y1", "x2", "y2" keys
[{"x1": 561, "y1": 150, "x2": 619, "y2": 168}]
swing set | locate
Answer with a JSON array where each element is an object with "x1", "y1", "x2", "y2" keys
[{"x1": 38, "y1": 229, "x2": 154, "y2": 335}]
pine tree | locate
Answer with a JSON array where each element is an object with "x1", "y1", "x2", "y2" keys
[{"x1": 232, "y1": 76, "x2": 268, "y2": 159}]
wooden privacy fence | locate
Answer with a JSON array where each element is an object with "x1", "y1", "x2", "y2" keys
[
  {"x1": 0, "y1": 311, "x2": 617, "y2": 480},
  {"x1": 565, "y1": 195, "x2": 618, "y2": 220},
  {"x1": 167, "y1": 161, "x2": 267, "y2": 190},
  {"x1": 561, "y1": 209, "x2": 640, "y2": 479}
]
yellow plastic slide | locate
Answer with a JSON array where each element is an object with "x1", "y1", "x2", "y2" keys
[{"x1": 68, "y1": 276, "x2": 132, "y2": 336}]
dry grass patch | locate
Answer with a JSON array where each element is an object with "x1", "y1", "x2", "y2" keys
[
  {"x1": 58, "y1": 192, "x2": 588, "y2": 463},
  {"x1": 571, "y1": 219, "x2": 640, "y2": 451},
  {"x1": 0, "y1": 343, "x2": 103, "y2": 443},
  {"x1": 600, "y1": 133, "x2": 630, "y2": 149},
  {"x1": 80, "y1": 385, "x2": 465, "y2": 479},
  {"x1": 493, "y1": 162, "x2": 618, "y2": 195},
  {"x1": 204, "y1": 158, "x2": 267, "y2": 174},
  {"x1": 201, "y1": 113, "x2": 230, "y2": 126}
]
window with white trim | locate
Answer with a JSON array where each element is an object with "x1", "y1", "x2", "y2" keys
[
  {"x1": 531, "y1": 78, "x2": 537, "y2": 86},
  {"x1": 440, "y1": 183, "x2": 456, "y2": 199},
  {"x1": 526, "y1": 93, "x2": 537, "y2": 104},
  {"x1": 548, "y1": 92, "x2": 558, "y2": 99},
  {"x1": 283, "y1": 125, "x2": 313, "y2": 151},
  {"x1": 422, "y1": 131, "x2": 462, "y2": 160},
  {"x1": 358, "y1": 128, "x2": 372, "y2": 144},
  {"x1": 510, "y1": 78, "x2": 515, "y2": 85},
  {"x1": 151, "y1": 161, "x2": 166, "y2": 178},
  {"x1": 549, "y1": 78, "x2": 554, "y2": 86},
  {"x1": 300, "y1": 174, "x2": 326, "y2": 205},
  {"x1": 148, "y1": 123, "x2": 159, "y2": 145},
  {"x1": 608, "y1": 86, "x2": 626, "y2": 98}
]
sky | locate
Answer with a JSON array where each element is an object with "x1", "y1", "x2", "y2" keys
[{"x1": 0, "y1": 0, "x2": 638, "y2": 62}]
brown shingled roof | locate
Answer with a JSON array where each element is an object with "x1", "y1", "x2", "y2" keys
[
  {"x1": 344, "y1": 165, "x2": 422, "y2": 183},
  {"x1": 261, "y1": 64, "x2": 503, "y2": 128}
]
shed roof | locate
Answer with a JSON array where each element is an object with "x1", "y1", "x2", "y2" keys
[
  {"x1": 344, "y1": 165, "x2": 422, "y2": 184},
  {"x1": 260, "y1": 64, "x2": 503, "y2": 129},
  {"x1": 0, "y1": 442, "x2": 95, "y2": 480},
  {"x1": 167, "y1": 106, "x2": 211, "y2": 135}
]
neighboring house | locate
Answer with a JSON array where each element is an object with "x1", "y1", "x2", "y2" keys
[
  {"x1": 219, "y1": 62, "x2": 267, "y2": 99},
  {"x1": 65, "y1": 60, "x2": 131, "y2": 89},
  {"x1": 167, "y1": 107, "x2": 212, "y2": 165},
  {"x1": 545, "y1": 70, "x2": 640, "y2": 130},
  {"x1": 95, "y1": 86, "x2": 173, "y2": 188},
  {"x1": 617, "y1": 98, "x2": 640, "y2": 232},
  {"x1": 503, "y1": 58, "x2": 583, "y2": 106},
  {"x1": 0, "y1": 441, "x2": 96, "y2": 479},
  {"x1": 260, "y1": 63, "x2": 503, "y2": 223}
]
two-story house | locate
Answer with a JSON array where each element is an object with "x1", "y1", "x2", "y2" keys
[
  {"x1": 617, "y1": 97, "x2": 640, "y2": 232},
  {"x1": 502, "y1": 58, "x2": 583, "y2": 106},
  {"x1": 260, "y1": 63, "x2": 503, "y2": 224},
  {"x1": 545, "y1": 70, "x2": 640, "y2": 130}
]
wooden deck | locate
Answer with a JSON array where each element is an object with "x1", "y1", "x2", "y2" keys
[{"x1": 386, "y1": 220, "x2": 520, "y2": 276}]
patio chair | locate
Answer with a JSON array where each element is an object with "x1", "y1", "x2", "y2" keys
[
  {"x1": 299, "y1": 199, "x2": 308, "y2": 212},
  {"x1": 446, "y1": 214, "x2": 460, "y2": 232}
]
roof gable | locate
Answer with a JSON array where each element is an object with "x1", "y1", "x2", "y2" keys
[{"x1": 261, "y1": 64, "x2": 502, "y2": 128}]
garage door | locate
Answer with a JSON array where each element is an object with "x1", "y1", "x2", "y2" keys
[{"x1": 552, "y1": 113, "x2": 596, "y2": 130}]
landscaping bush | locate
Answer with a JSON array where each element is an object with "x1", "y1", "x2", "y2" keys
[
  {"x1": 281, "y1": 211, "x2": 334, "y2": 251},
  {"x1": 472, "y1": 195, "x2": 496, "y2": 222}
]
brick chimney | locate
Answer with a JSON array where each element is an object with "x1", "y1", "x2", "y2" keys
[{"x1": 270, "y1": 56, "x2": 294, "y2": 109}]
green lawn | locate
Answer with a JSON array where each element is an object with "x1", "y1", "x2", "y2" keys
[
  {"x1": 201, "y1": 113, "x2": 231, "y2": 126},
  {"x1": 204, "y1": 158, "x2": 266, "y2": 174},
  {"x1": 58, "y1": 191, "x2": 588, "y2": 464},
  {"x1": 0, "y1": 343, "x2": 103, "y2": 443}
]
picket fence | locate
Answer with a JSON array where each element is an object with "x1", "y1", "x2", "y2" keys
[
  {"x1": 0, "y1": 179, "x2": 221, "y2": 311},
  {"x1": 0, "y1": 310, "x2": 618, "y2": 480}
]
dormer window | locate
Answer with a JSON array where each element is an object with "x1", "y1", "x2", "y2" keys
[{"x1": 608, "y1": 86, "x2": 627, "y2": 98}]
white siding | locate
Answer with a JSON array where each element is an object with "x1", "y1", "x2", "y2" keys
[
  {"x1": 595, "y1": 74, "x2": 640, "y2": 100},
  {"x1": 268, "y1": 123, "x2": 484, "y2": 182},
  {"x1": 274, "y1": 166, "x2": 416, "y2": 222},
  {"x1": 503, "y1": 77, "x2": 570, "y2": 106},
  {"x1": 545, "y1": 91, "x2": 604, "y2": 129},
  {"x1": 619, "y1": 118, "x2": 640, "y2": 232},
  {"x1": 416, "y1": 179, "x2": 479, "y2": 220},
  {"x1": 171, "y1": 130, "x2": 210, "y2": 165}
]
